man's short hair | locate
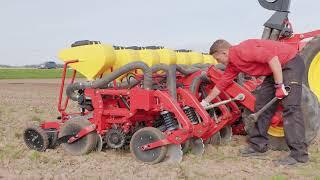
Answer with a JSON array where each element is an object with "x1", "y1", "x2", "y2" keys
[{"x1": 209, "y1": 39, "x2": 231, "y2": 55}]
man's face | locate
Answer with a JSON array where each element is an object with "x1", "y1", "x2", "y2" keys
[{"x1": 213, "y1": 49, "x2": 229, "y2": 65}]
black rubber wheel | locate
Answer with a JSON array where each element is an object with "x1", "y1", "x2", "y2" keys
[
  {"x1": 24, "y1": 125, "x2": 49, "y2": 152},
  {"x1": 59, "y1": 119, "x2": 97, "y2": 155},
  {"x1": 244, "y1": 85, "x2": 320, "y2": 151},
  {"x1": 130, "y1": 127, "x2": 168, "y2": 164},
  {"x1": 300, "y1": 36, "x2": 320, "y2": 87},
  {"x1": 46, "y1": 129, "x2": 58, "y2": 149}
]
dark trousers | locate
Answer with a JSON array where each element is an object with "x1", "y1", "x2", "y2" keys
[{"x1": 248, "y1": 55, "x2": 308, "y2": 162}]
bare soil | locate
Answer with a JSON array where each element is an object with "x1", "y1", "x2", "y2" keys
[{"x1": 0, "y1": 79, "x2": 319, "y2": 180}]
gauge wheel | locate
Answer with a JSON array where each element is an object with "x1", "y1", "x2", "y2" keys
[
  {"x1": 130, "y1": 127, "x2": 168, "y2": 164},
  {"x1": 59, "y1": 119, "x2": 97, "y2": 155}
]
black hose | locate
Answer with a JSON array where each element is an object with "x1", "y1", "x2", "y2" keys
[
  {"x1": 190, "y1": 71, "x2": 211, "y2": 94},
  {"x1": 176, "y1": 65, "x2": 199, "y2": 75},
  {"x1": 114, "y1": 63, "x2": 178, "y2": 99},
  {"x1": 67, "y1": 61, "x2": 152, "y2": 101},
  {"x1": 192, "y1": 63, "x2": 211, "y2": 69},
  {"x1": 168, "y1": 65, "x2": 177, "y2": 100},
  {"x1": 109, "y1": 63, "x2": 172, "y2": 89},
  {"x1": 214, "y1": 64, "x2": 226, "y2": 71},
  {"x1": 151, "y1": 64, "x2": 177, "y2": 100}
]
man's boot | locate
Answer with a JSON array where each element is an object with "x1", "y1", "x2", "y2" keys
[
  {"x1": 239, "y1": 146, "x2": 268, "y2": 157},
  {"x1": 273, "y1": 156, "x2": 308, "y2": 166}
]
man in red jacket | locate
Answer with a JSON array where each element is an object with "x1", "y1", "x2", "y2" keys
[{"x1": 201, "y1": 39, "x2": 308, "y2": 165}]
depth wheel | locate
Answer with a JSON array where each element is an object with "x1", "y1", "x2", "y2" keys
[
  {"x1": 24, "y1": 125, "x2": 49, "y2": 152},
  {"x1": 130, "y1": 127, "x2": 168, "y2": 164},
  {"x1": 59, "y1": 119, "x2": 97, "y2": 155}
]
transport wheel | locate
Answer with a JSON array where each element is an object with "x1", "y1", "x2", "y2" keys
[
  {"x1": 244, "y1": 85, "x2": 320, "y2": 151},
  {"x1": 59, "y1": 119, "x2": 97, "y2": 155},
  {"x1": 24, "y1": 125, "x2": 49, "y2": 152},
  {"x1": 300, "y1": 36, "x2": 320, "y2": 101},
  {"x1": 130, "y1": 127, "x2": 168, "y2": 164}
]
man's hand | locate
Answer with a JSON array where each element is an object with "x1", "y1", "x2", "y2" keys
[
  {"x1": 200, "y1": 99, "x2": 210, "y2": 107},
  {"x1": 275, "y1": 83, "x2": 289, "y2": 99}
]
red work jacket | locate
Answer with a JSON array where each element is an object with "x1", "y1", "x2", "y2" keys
[{"x1": 215, "y1": 39, "x2": 298, "y2": 91}]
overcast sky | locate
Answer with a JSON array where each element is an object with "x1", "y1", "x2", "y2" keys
[{"x1": 1, "y1": 0, "x2": 319, "y2": 66}]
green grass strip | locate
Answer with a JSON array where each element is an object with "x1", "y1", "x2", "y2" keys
[{"x1": 0, "y1": 68, "x2": 84, "y2": 79}]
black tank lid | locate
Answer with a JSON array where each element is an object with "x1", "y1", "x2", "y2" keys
[
  {"x1": 175, "y1": 49, "x2": 192, "y2": 52},
  {"x1": 144, "y1": 46, "x2": 164, "y2": 50},
  {"x1": 71, "y1": 40, "x2": 101, "y2": 47},
  {"x1": 126, "y1": 46, "x2": 143, "y2": 50}
]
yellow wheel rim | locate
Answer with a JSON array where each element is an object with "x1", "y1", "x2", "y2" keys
[
  {"x1": 267, "y1": 52, "x2": 320, "y2": 137},
  {"x1": 267, "y1": 126, "x2": 284, "y2": 137},
  {"x1": 308, "y1": 52, "x2": 320, "y2": 101}
]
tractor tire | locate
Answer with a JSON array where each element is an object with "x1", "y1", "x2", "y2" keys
[
  {"x1": 59, "y1": 118, "x2": 97, "y2": 155},
  {"x1": 300, "y1": 36, "x2": 320, "y2": 101},
  {"x1": 244, "y1": 85, "x2": 320, "y2": 151}
]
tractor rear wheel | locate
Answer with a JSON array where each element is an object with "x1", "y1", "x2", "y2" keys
[
  {"x1": 59, "y1": 118, "x2": 97, "y2": 155},
  {"x1": 300, "y1": 36, "x2": 320, "y2": 101},
  {"x1": 130, "y1": 127, "x2": 168, "y2": 164},
  {"x1": 267, "y1": 85, "x2": 320, "y2": 150},
  {"x1": 244, "y1": 85, "x2": 320, "y2": 151}
]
